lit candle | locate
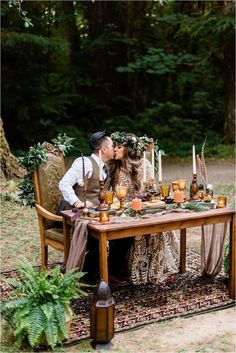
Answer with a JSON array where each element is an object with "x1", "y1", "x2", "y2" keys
[
  {"x1": 98, "y1": 149, "x2": 103, "y2": 181},
  {"x1": 99, "y1": 211, "x2": 109, "y2": 222},
  {"x1": 174, "y1": 190, "x2": 184, "y2": 203},
  {"x1": 151, "y1": 147, "x2": 155, "y2": 179},
  {"x1": 131, "y1": 198, "x2": 142, "y2": 211},
  {"x1": 192, "y1": 145, "x2": 196, "y2": 175},
  {"x1": 143, "y1": 151, "x2": 147, "y2": 183},
  {"x1": 158, "y1": 150, "x2": 162, "y2": 182}
]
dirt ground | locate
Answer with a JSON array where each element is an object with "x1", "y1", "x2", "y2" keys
[{"x1": 66, "y1": 307, "x2": 236, "y2": 353}]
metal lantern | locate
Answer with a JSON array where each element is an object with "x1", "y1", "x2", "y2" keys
[{"x1": 90, "y1": 280, "x2": 115, "y2": 344}]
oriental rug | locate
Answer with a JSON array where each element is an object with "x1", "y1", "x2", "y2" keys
[{"x1": 0, "y1": 250, "x2": 234, "y2": 346}]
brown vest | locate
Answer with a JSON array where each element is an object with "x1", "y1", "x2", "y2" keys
[{"x1": 73, "y1": 156, "x2": 110, "y2": 207}]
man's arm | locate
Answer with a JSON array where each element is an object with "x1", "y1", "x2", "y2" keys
[{"x1": 59, "y1": 157, "x2": 93, "y2": 208}]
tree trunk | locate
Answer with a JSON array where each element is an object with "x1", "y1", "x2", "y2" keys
[{"x1": 0, "y1": 118, "x2": 25, "y2": 179}]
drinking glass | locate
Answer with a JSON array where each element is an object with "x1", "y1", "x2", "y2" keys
[
  {"x1": 105, "y1": 190, "x2": 114, "y2": 207},
  {"x1": 115, "y1": 186, "x2": 129, "y2": 209},
  {"x1": 160, "y1": 184, "x2": 170, "y2": 201},
  {"x1": 178, "y1": 179, "x2": 187, "y2": 191}
]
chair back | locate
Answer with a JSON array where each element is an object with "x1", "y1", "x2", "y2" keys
[{"x1": 33, "y1": 142, "x2": 66, "y2": 216}]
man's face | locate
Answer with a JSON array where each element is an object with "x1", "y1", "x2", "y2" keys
[{"x1": 103, "y1": 137, "x2": 115, "y2": 161}]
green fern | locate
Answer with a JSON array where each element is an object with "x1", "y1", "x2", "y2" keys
[{"x1": 1, "y1": 260, "x2": 89, "y2": 350}]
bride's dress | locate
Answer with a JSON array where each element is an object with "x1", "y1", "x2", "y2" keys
[{"x1": 116, "y1": 162, "x2": 180, "y2": 285}]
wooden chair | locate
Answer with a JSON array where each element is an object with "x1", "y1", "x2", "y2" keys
[{"x1": 33, "y1": 142, "x2": 70, "y2": 268}]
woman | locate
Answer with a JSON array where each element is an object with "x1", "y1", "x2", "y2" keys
[{"x1": 108, "y1": 131, "x2": 180, "y2": 285}]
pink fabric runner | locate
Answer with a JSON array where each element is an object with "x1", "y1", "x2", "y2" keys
[
  {"x1": 66, "y1": 220, "x2": 90, "y2": 272},
  {"x1": 201, "y1": 223, "x2": 228, "y2": 276}
]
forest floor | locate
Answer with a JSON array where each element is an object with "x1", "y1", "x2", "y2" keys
[{"x1": 1, "y1": 157, "x2": 235, "y2": 352}]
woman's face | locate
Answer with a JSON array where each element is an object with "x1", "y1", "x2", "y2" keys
[{"x1": 114, "y1": 143, "x2": 125, "y2": 160}]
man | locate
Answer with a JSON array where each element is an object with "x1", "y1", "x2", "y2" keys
[{"x1": 59, "y1": 131, "x2": 114, "y2": 209}]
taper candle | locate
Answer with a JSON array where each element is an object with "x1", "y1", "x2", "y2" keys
[
  {"x1": 151, "y1": 147, "x2": 155, "y2": 179},
  {"x1": 98, "y1": 149, "x2": 103, "y2": 181},
  {"x1": 192, "y1": 145, "x2": 196, "y2": 175},
  {"x1": 143, "y1": 151, "x2": 147, "y2": 183},
  {"x1": 158, "y1": 150, "x2": 162, "y2": 182}
]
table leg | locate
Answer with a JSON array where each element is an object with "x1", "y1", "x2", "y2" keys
[
  {"x1": 99, "y1": 232, "x2": 108, "y2": 283},
  {"x1": 180, "y1": 228, "x2": 186, "y2": 273},
  {"x1": 229, "y1": 214, "x2": 235, "y2": 299}
]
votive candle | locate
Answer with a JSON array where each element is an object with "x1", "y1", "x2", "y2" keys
[
  {"x1": 131, "y1": 198, "x2": 142, "y2": 211},
  {"x1": 99, "y1": 211, "x2": 109, "y2": 222},
  {"x1": 174, "y1": 190, "x2": 184, "y2": 203},
  {"x1": 158, "y1": 150, "x2": 162, "y2": 182},
  {"x1": 192, "y1": 145, "x2": 196, "y2": 175},
  {"x1": 98, "y1": 149, "x2": 103, "y2": 181}
]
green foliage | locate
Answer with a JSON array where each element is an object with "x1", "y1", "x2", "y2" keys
[
  {"x1": 1, "y1": 1, "x2": 234, "y2": 156},
  {"x1": 223, "y1": 242, "x2": 229, "y2": 274},
  {"x1": 51, "y1": 133, "x2": 75, "y2": 155},
  {"x1": 18, "y1": 143, "x2": 48, "y2": 174},
  {"x1": 183, "y1": 202, "x2": 209, "y2": 212},
  {"x1": 0, "y1": 260, "x2": 88, "y2": 350}
]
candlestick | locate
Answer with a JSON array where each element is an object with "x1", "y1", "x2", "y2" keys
[
  {"x1": 143, "y1": 151, "x2": 147, "y2": 183},
  {"x1": 192, "y1": 145, "x2": 196, "y2": 175},
  {"x1": 151, "y1": 147, "x2": 155, "y2": 179},
  {"x1": 158, "y1": 150, "x2": 162, "y2": 182},
  {"x1": 98, "y1": 149, "x2": 103, "y2": 181},
  {"x1": 96, "y1": 180, "x2": 109, "y2": 211}
]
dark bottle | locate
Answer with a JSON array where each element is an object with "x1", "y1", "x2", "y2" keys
[{"x1": 190, "y1": 174, "x2": 199, "y2": 199}]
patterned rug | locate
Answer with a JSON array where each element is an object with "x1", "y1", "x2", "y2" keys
[{"x1": 0, "y1": 250, "x2": 234, "y2": 346}]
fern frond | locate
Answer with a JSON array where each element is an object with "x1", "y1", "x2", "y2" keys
[
  {"x1": 44, "y1": 314, "x2": 58, "y2": 349},
  {"x1": 28, "y1": 307, "x2": 44, "y2": 347},
  {"x1": 54, "y1": 302, "x2": 68, "y2": 341}
]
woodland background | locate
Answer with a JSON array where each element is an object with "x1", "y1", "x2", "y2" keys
[{"x1": 1, "y1": 0, "x2": 235, "y2": 163}]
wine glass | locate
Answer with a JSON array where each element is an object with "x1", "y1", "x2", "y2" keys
[
  {"x1": 115, "y1": 186, "x2": 129, "y2": 209},
  {"x1": 171, "y1": 181, "x2": 179, "y2": 192},
  {"x1": 105, "y1": 190, "x2": 114, "y2": 208},
  {"x1": 160, "y1": 184, "x2": 170, "y2": 201},
  {"x1": 178, "y1": 179, "x2": 187, "y2": 191}
]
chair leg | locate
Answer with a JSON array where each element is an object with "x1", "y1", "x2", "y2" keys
[{"x1": 41, "y1": 245, "x2": 48, "y2": 268}]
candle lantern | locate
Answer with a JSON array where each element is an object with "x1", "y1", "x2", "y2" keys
[{"x1": 90, "y1": 280, "x2": 115, "y2": 344}]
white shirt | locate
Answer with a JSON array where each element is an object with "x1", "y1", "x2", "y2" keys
[{"x1": 59, "y1": 153, "x2": 107, "y2": 206}]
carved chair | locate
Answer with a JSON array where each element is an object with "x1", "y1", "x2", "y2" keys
[{"x1": 33, "y1": 142, "x2": 70, "y2": 268}]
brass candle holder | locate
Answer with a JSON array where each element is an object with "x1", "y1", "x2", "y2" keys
[{"x1": 96, "y1": 180, "x2": 109, "y2": 211}]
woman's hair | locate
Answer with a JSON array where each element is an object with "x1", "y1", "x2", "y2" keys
[{"x1": 108, "y1": 132, "x2": 142, "y2": 192}]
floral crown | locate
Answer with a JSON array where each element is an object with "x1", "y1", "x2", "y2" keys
[{"x1": 110, "y1": 132, "x2": 158, "y2": 157}]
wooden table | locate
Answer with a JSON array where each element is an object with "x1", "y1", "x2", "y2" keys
[{"x1": 61, "y1": 207, "x2": 235, "y2": 299}]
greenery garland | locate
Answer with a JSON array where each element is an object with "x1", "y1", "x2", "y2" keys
[{"x1": 18, "y1": 134, "x2": 74, "y2": 207}]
